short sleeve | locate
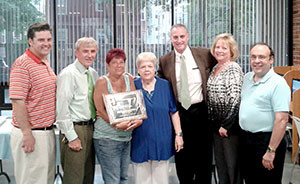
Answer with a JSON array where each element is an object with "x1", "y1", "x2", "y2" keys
[
  {"x1": 272, "y1": 78, "x2": 291, "y2": 112},
  {"x1": 9, "y1": 64, "x2": 30, "y2": 100}
]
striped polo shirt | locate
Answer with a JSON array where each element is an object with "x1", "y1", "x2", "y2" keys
[{"x1": 9, "y1": 49, "x2": 56, "y2": 128}]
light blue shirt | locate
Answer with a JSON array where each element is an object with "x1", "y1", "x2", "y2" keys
[{"x1": 239, "y1": 68, "x2": 290, "y2": 133}]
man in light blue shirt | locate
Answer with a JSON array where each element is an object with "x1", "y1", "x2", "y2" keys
[
  {"x1": 56, "y1": 37, "x2": 99, "y2": 184},
  {"x1": 239, "y1": 43, "x2": 290, "y2": 184}
]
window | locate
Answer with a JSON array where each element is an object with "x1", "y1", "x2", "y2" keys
[
  {"x1": 0, "y1": 0, "x2": 291, "y2": 114},
  {"x1": 57, "y1": 0, "x2": 67, "y2": 15}
]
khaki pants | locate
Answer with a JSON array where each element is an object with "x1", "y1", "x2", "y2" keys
[
  {"x1": 10, "y1": 126, "x2": 56, "y2": 184},
  {"x1": 60, "y1": 124, "x2": 95, "y2": 184},
  {"x1": 133, "y1": 160, "x2": 169, "y2": 184}
]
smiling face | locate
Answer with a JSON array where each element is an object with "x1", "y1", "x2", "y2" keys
[
  {"x1": 214, "y1": 40, "x2": 231, "y2": 63},
  {"x1": 28, "y1": 31, "x2": 52, "y2": 60},
  {"x1": 250, "y1": 44, "x2": 274, "y2": 79},
  {"x1": 75, "y1": 45, "x2": 97, "y2": 69},
  {"x1": 170, "y1": 26, "x2": 189, "y2": 54},
  {"x1": 138, "y1": 60, "x2": 156, "y2": 81},
  {"x1": 106, "y1": 57, "x2": 125, "y2": 77}
]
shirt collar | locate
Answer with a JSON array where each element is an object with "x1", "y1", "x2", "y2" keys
[
  {"x1": 174, "y1": 46, "x2": 191, "y2": 58},
  {"x1": 250, "y1": 68, "x2": 275, "y2": 85},
  {"x1": 25, "y1": 48, "x2": 44, "y2": 64},
  {"x1": 74, "y1": 59, "x2": 89, "y2": 74}
]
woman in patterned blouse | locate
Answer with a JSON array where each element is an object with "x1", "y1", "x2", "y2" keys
[{"x1": 207, "y1": 33, "x2": 244, "y2": 184}]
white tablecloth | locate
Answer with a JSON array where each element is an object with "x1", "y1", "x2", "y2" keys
[{"x1": 0, "y1": 119, "x2": 61, "y2": 164}]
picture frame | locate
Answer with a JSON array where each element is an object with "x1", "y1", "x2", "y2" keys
[{"x1": 103, "y1": 90, "x2": 147, "y2": 124}]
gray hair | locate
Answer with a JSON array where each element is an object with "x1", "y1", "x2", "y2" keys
[
  {"x1": 75, "y1": 37, "x2": 98, "y2": 50},
  {"x1": 136, "y1": 52, "x2": 157, "y2": 68}
]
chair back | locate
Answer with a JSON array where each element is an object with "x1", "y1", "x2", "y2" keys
[
  {"x1": 274, "y1": 66, "x2": 291, "y2": 76},
  {"x1": 284, "y1": 70, "x2": 300, "y2": 95},
  {"x1": 290, "y1": 115, "x2": 300, "y2": 146}
]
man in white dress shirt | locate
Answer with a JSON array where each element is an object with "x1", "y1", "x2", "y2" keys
[{"x1": 56, "y1": 37, "x2": 99, "y2": 184}]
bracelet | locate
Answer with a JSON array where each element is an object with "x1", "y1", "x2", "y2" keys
[{"x1": 176, "y1": 132, "x2": 183, "y2": 137}]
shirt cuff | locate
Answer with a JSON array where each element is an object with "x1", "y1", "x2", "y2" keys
[{"x1": 64, "y1": 130, "x2": 78, "y2": 142}]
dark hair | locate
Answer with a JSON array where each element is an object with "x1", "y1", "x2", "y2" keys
[
  {"x1": 250, "y1": 42, "x2": 274, "y2": 57},
  {"x1": 106, "y1": 48, "x2": 126, "y2": 64},
  {"x1": 27, "y1": 22, "x2": 52, "y2": 41}
]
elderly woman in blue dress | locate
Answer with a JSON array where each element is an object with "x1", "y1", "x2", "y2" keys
[{"x1": 131, "y1": 52, "x2": 184, "y2": 184}]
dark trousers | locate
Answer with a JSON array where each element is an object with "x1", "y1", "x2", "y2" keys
[
  {"x1": 240, "y1": 130, "x2": 286, "y2": 184},
  {"x1": 175, "y1": 101, "x2": 213, "y2": 184},
  {"x1": 60, "y1": 124, "x2": 95, "y2": 184},
  {"x1": 213, "y1": 132, "x2": 242, "y2": 184}
]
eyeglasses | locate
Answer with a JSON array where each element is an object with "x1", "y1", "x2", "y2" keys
[{"x1": 250, "y1": 55, "x2": 270, "y2": 61}]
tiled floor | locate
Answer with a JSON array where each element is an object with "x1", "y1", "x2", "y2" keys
[{"x1": 1, "y1": 150, "x2": 299, "y2": 184}]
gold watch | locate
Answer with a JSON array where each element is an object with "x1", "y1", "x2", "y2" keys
[{"x1": 267, "y1": 146, "x2": 276, "y2": 153}]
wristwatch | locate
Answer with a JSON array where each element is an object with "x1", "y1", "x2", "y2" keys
[
  {"x1": 176, "y1": 132, "x2": 183, "y2": 137},
  {"x1": 267, "y1": 146, "x2": 276, "y2": 153}
]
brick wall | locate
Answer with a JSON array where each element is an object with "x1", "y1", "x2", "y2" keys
[{"x1": 294, "y1": 0, "x2": 300, "y2": 65}]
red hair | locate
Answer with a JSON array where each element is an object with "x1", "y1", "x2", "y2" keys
[{"x1": 106, "y1": 48, "x2": 126, "y2": 64}]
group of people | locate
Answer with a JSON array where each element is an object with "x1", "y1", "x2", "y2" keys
[{"x1": 8, "y1": 22, "x2": 291, "y2": 184}]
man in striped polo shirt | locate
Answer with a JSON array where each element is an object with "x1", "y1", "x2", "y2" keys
[{"x1": 9, "y1": 22, "x2": 56, "y2": 184}]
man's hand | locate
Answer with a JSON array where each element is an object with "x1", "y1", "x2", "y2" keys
[
  {"x1": 262, "y1": 152, "x2": 275, "y2": 170},
  {"x1": 68, "y1": 138, "x2": 82, "y2": 151},
  {"x1": 22, "y1": 132, "x2": 35, "y2": 153}
]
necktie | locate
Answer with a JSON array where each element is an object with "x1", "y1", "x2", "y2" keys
[
  {"x1": 86, "y1": 71, "x2": 96, "y2": 119},
  {"x1": 179, "y1": 55, "x2": 191, "y2": 110}
]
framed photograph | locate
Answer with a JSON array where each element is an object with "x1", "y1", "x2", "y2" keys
[{"x1": 103, "y1": 90, "x2": 147, "y2": 124}]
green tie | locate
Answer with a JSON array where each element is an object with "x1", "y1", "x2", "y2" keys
[
  {"x1": 180, "y1": 55, "x2": 191, "y2": 110},
  {"x1": 86, "y1": 71, "x2": 96, "y2": 119}
]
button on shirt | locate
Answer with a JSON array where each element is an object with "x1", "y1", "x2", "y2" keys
[
  {"x1": 239, "y1": 68, "x2": 290, "y2": 133},
  {"x1": 175, "y1": 47, "x2": 203, "y2": 104},
  {"x1": 56, "y1": 59, "x2": 99, "y2": 141}
]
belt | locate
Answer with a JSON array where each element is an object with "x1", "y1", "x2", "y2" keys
[
  {"x1": 73, "y1": 119, "x2": 94, "y2": 126},
  {"x1": 14, "y1": 125, "x2": 54, "y2": 131},
  {"x1": 32, "y1": 125, "x2": 54, "y2": 131}
]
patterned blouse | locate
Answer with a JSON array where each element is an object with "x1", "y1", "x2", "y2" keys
[{"x1": 207, "y1": 62, "x2": 244, "y2": 134}]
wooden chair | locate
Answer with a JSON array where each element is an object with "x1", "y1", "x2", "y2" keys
[
  {"x1": 274, "y1": 66, "x2": 291, "y2": 76},
  {"x1": 284, "y1": 70, "x2": 300, "y2": 161},
  {"x1": 291, "y1": 89, "x2": 300, "y2": 165}
]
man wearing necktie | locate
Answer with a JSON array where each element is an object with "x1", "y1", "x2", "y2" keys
[
  {"x1": 158, "y1": 24, "x2": 217, "y2": 184},
  {"x1": 56, "y1": 37, "x2": 99, "y2": 184}
]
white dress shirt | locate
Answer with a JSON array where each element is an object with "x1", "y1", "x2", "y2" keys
[
  {"x1": 175, "y1": 47, "x2": 203, "y2": 104},
  {"x1": 56, "y1": 59, "x2": 99, "y2": 141}
]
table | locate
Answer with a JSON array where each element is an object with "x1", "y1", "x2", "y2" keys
[{"x1": 0, "y1": 118, "x2": 63, "y2": 182}]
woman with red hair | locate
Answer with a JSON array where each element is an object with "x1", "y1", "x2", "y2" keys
[{"x1": 93, "y1": 48, "x2": 142, "y2": 183}]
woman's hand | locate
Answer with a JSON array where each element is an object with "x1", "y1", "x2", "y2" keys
[
  {"x1": 219, "y1": 127, "x2": 228, "y2": 137},
  {"x1": 126, "y1": 119, "x2": 143, "y2": 131},
  {"x1": 113, "y1": 121, "x2": 130, "y2": 130},
  {"x1": 113, "y1": 119, "x2": 143, "y2": 131},
  {"x1": 175, "y1": 136, "x2": 184, "y2": 152}
]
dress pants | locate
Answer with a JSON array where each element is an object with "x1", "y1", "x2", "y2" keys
[
  {"x1": 10, "y1": 126, "x2": 56, "y2": 184},
  {"x1": 175, "y1": 101, "x2": 213, "y2": 184},
  {"x1": 240, "y1": 130, "x2": 286, "y2": 184},
  {"x1": 213, "y1": 132, "x2": 242, "y2": 184},
  {"x1": 60, "y1": 124, "x2": 95, "y2": 184}
]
